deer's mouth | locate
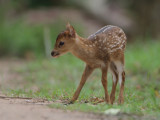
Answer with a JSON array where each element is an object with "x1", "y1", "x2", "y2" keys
[
  {"x1": 53, "y1": 53, "x2": 60, "y2": 58},
  {"x1": 51, "y1": 51, "x2": 60, "y2": 58}
]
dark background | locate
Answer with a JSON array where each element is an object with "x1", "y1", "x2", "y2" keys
[{"x1": 0, "y1": 0, "x2": 160, "y2": 58}]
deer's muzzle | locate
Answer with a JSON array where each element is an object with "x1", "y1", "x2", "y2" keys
[{"x1": 51, "y1": 51, "x2": 60, "y2": 57}]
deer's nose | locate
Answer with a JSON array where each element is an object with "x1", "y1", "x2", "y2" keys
[{"x1": 51, "y1": 51, "x2": 55, "y2": 56}]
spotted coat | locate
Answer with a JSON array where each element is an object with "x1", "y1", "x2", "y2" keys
[{"x1": 87, "y1": 25, "x2": 126, "y2": 54}]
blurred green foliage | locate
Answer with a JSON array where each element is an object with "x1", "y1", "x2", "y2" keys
[
  {"x1": 0, "y1": 21, "x2": 42, "y2": 56},
  {"x1": 0, "y1": 20, "x2": 56, "y2": 57},
  {"x1": 0, "y1": 0, "x2": 160, "y2": 57},
  {"x1": 0, "y1": 1, "x2": 83, "y2": 57},
  {"x1": 0, "y1": 2, "x2": 83, "y2": 57},
  {"x1": 14, "y1": 0, "x2": 63, "y2": 8},
  {"x1": 0, "y1": 20, "x2": 83, "y2": 57}
]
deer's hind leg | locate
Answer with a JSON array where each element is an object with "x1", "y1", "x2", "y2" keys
[
  {"x1": 101, "y1": 64, "x2": 110, "y2": 104},
  {"x1": 110, "y1": 51, "x2": 125, "y2": 104},
  {"x1": 118, "y1": 70, "x2": 125, "y2": 104},
  {"x1": 114, "y1": 60, "x2": 125, "y2": 104},
  {"x1": 110, "y1": 62, "x2": 118, "y2": 104}
]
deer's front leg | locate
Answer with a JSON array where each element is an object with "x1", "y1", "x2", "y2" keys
[
  {"x1": 101, "y1": 67, "x2": 110, "y2": 104},
  {"x1": 70, "y1": 65, "x2": 94, "y2": 104}
]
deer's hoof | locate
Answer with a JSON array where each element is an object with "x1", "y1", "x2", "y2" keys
[
  {"x1": 110, "y1": 96, "x2": 115, "y2": 104},
  {"x1": 105, "y1": 98, "x2": 111, "y2": 104},
  {"x1": 118, "y1": 97, "x2": 124, "y2": 104}
]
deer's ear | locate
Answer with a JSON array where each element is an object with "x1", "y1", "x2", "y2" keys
[{"x1": 66, "y1": 23, "x2": 75, "y2": 37}]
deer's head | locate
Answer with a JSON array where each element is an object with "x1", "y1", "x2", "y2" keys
[{"x1": 51, "y1": 23, "x2": 76, "y2": 58}]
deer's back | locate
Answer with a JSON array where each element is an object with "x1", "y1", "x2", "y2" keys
[{"x1": 88, "y1": 25, "x2": 126, "y2": 55}]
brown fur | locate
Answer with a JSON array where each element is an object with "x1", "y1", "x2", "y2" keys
[{"x1": 51, "y1": 23, "x2": 127, "y2": 104}]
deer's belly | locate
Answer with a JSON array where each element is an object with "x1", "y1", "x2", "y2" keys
[{"x1": 86, "y1": 59, "x2": 106, "y2": 68}]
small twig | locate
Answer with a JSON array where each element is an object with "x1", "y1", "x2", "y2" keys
[{"x1": 0, "y1": 96, "x2": 32, "y2": 99}]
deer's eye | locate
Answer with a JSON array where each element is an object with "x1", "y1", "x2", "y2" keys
[{"x1": 59, "y1": 41, "x2": 64, "y2": 47}]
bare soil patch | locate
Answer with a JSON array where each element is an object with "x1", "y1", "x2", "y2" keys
[
  {"x1": 0, "y1": 94, "x2": 153, "y2": 120},
  {"x1": 0, "y1": 93, "x2": 119, "y2": 120}
]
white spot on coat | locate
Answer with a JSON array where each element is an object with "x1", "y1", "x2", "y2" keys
[
  {"x1": 89, "y1": 45, "x2": 92, "y2": 47},
  {"x1": 85, "y1": 44, "x2": 88, "y2": 47}
]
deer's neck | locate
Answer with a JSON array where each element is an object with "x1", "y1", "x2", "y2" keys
[{"x1": 71, "y1": 35, "x2": 95, "y2": 63}]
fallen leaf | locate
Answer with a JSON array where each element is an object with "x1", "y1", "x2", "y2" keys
[
  {"x1": 155, "y1": 90, "x2": 160, "y2": 98},
  {"x1": 90, "y1": 97, "x2": 104, "y2": 104}
]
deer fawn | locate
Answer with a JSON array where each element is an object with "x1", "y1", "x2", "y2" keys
[{"x1": 51, "y1": 23, "x2": 126, "y2": 104}]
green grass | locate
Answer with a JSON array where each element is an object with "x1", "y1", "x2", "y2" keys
[{"x1": 2, "y1": 40, "x2": 160, "y2": 117}]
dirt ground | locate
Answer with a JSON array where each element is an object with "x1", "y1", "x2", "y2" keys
[
  {"x1": 0, "y1": 94, "x2": 154, "y2": 120},
  {"x1": 0, "y1": 93, "x2": 103, "y2": 120},
  {"x1": 0, "y1": 95, "x2": 101, "y2": 120},
  {"x1": 0, "y1": 59, "x2": 156, "y2": 120}
]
